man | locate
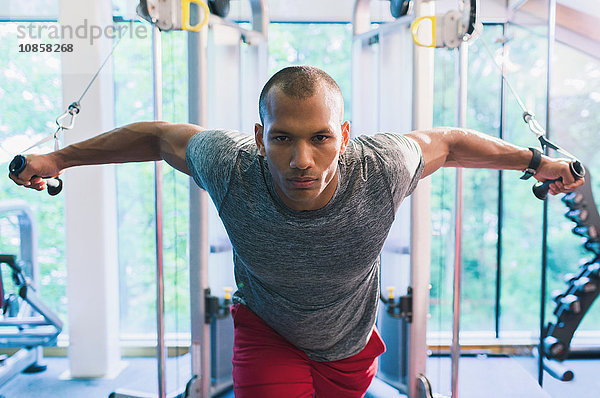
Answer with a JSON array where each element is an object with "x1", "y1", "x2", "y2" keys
[{"x1": 10, "y1": 66, "x2": 582, "y2": 397}]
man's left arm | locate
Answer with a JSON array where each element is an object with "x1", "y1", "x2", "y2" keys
[{"x1": 405, "y1": 127, "x2": 584, "y2": 196}]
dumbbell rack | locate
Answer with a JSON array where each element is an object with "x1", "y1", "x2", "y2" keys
[{"x1": 543, "y1": 172, "x2": 600, "y2": 363}]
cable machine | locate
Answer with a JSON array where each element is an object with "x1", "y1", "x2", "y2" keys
[
  {"x1": 0, "y1": 201, "x2": 63, "y2": 388},
  {"x1": 353, "y1": 1, "x2": 479, "y2": 397},
  {"x1": 352, "y1": 1, "x2": 435, "y2": 397},
  {"x1": 355, "y1": 1, "x2": 597, "y2": 397},
  {"x1": 111, "y1": 1, "x2": 268, "y2": 397},
  {"x1": 187, "y1": 2, "x2": 268, "y2": 398},
  {"x1": 6, "y1": 1, "x2": 265, "y2": 396}
]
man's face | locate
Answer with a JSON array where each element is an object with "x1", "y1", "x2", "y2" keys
[{"x1": 255, "y1": 86, "x2": 349, "y2": 211}]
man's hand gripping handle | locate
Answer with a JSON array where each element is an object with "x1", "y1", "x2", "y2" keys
[
  {"x1": 9, "y1": 155, "x2": 63, "y2": 196},
  {"x1": 533, "y1": 160, "x2": 585, "y2": 200}
]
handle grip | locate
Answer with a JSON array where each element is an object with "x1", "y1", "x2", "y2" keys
[
  {"x1": 532, "y1": 160, "x2": 585, "y2": 200},
  {"x1": 9, "y1": 155, "x2": 63, "y2": 196}
]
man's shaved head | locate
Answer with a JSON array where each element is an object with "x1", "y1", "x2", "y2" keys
[{"x1": 259, "y1": 66, "x2": 344, "y2": 124}]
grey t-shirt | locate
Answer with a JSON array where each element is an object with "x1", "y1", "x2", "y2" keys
[{"x1": 186, "y1": 129, "x2": 423, "y2": 361}]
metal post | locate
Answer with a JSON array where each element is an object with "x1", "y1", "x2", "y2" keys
[
  {"x1": 539, "y1": 0, "x2": 557, "y2": 386},
  {"x1": 188, "y1": 21, "x2": 211, "y2": 398},
  {"x1": 109, "y1": 19, "x2": 170, "y2": 398},
  {"x1": 186, "y1": 3, "x2": 268, "y2": 397},
  {"x1": 410, "y1": 1, "x2": 435, "y2": 397},
  {"x1": 495, "y1": 16, "x2": 509, "y2": 340},
  {"x1": 152, "y1": 24, "x2": 167, "y2": 398},
  {"x1": 451, "y1": 41, "x2": 468, "y2": 398}
]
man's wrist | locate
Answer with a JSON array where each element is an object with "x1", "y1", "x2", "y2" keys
[
  {"x1": 520, "y1": 147, "x2": 542, "y2": 180},
  {"x1": 50, "y1": 148, "x2": 71, "y2": 170}
]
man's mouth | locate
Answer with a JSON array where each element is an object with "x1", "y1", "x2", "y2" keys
[{"x1": 289, "y1": 177, "x2": 317, "y2": 188}]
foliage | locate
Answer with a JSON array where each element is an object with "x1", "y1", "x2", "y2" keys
[
  {"x1": 2, "y1": 18, "x2": 599, "y2": 342},
  {"x1": 268, "y1": 23, "x2": 353, "y2": 120},
  {"x1": 113, "y1": 26, "x2": 191, "y2": 334},
  {"x1": 0, "y1": 23, "x2": 67, "y2": 326},
  {"x1": 429, "y1": 24, "x2": 600, "y2": 335}
]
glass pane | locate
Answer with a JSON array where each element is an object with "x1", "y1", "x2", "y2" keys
[
  {"x1": 3, "y1": 0, "x2": 58, "y2": 19},
  {"x1": 113, "y1": 24, "x2": 191, "y2": 337},
  {"x1": 0, "y1": 22, "x2": 67, "y2": 327},
  {"x1": 547, "y1": 41, "x2": 600, "y2": 336},
  {"x1": 268, "y1": 23, "x2": 353, "y2": 120},
  {"x1": 461, "y1": 26, "x2": 503, "y2": 332},
  {"x1": 499, "y1": 22, "x2": 548, "y2": 334},
  {"x1": 430, "y1": 46, "x2": 457, "y2": 334},
  {"x1": 429, "y1": 26, "x2": 503, "y2": 333}
]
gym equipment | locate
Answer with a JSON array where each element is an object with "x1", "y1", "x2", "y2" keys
[
  {"x1": 111, "y1": 1, "x2": 268, "y2": 397},
  {"x1": 8, "y1": 33, "x2": 124, "y2": 196},
  {"x1": 353, "y1": 0, "x2": 458, "y2": 396},
  {"x1": 532, "y1": 347, "x2": 573, "y2": 382},
  {"x1": 136, "y1": 0, "x2": 210, "y2": 32},
  {"x1": 543, "y1": 175, "x2": 600, "y2": 364},
  {"x1": 381, "y1": 286, "x2": 413, "y2": 322},
  {"x1": 416, "y1": 374, "x2": 434, "y2": 398},
  {"x1": 478, "y1": 14, "x2": 589, "y2": 385},
  {"x1": 410, "y1": 0, "x2": 481, "y2": 48},
  {"x1": 186, "y1": 0, "x2": 267, "y2": 396},
  {"x1": 207, "y1": 0, "x2": 230, "y2": 18},
  {"x1": 532, "y1": 160, "x2": 585, "y2": 200},
  {"x1": 110, "y1": 11, "x2": 179, "y2": 398},
  {"x1": 0, "y1": 201, "x2": 63, "y2": 387},
  {"x1": 390, "y1": 0, "x2": 412, "y2": 18},
  {"x1": 478, "y1": 35, "x2": 586, "y2": 201},
  {"x1": 8, "y1": 155, "x2": 62, "y2": 196}
]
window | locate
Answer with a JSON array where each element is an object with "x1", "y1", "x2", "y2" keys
[
  {"x1": 268, "y1": 23, "x2": 353, "y2": 120},
  {"x1": 113, "y1": 24, "x2": 191, "y2": 338},
  {"x1": 0, "y1": 21, "x2": 67, "y2": 328},
  {"x1": 430, "y1": 21, "x2": 600, "y2": 339}
]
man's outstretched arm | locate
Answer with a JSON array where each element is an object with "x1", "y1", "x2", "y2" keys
[
  {"x1": 9, "y1": 121, "x2": 202, "y2": 191},
  {"x1": 405, "y1": 127, "x2": 584, "y2": 195}
]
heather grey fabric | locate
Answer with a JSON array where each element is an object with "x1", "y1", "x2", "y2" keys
[{"x1": 186, "y1": 129, "x2": 423, "y2": 361}]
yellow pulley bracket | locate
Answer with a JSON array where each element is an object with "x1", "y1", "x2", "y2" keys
[
  {"x1": 137, "y1": 0, "x2": 210, "y2": 32},
  {"x1": 411, "y1": 0, "x2": 481, "y2": 49},
  {"x1": 182, "y1": 0, "x2": 210, "y2": 31},
  {"x1": 386, "y1": 286, "x2": 396, "y2": 300}
]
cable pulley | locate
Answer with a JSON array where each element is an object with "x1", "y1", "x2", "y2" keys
[
  {"x1": 411, "y1": 0, "x2": 481, "y2": 49},
  {"x1": 136, "y1": 0, "x2": 210, "y2": 31}
]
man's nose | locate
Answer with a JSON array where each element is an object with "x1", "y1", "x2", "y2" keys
[{"x1": 290, "y1": 142, "x2": 313, "y2": 170}]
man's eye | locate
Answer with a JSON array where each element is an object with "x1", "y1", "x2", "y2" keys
[
  {"x1": 273, "y1": 136, "x2": 288, "y2": 142},
  {"x1": 314, "y1": 135, "x2": 328, "y2": 142}
]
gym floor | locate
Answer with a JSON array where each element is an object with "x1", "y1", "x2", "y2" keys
[{"x1": 0, "y1": 354, "x2": 598, "y2": 398}]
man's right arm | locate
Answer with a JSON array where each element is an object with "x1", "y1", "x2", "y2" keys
[{"x1": 9, "y1": 121, "x2": 202, "y2": 191}]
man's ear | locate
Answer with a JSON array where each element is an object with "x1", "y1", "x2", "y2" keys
[
  {"x1": 255, "y1": 123, "x2": 266, "y2": 157},
  {"x1": 340, "y1": 121, "x2": 350, "y2": 153}
]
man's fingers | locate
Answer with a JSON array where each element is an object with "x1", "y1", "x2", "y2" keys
[
  {"x1": 563, "y1": 177, "x2": 585, "y2": 190},
  {"x1": 548, "y1": 177, "x2": 585, "y2": 196},
  {"x1": 554, "y1": 180, "x2": 565, "y2": 191},
  {"x1": 8, "y1": 170, "x2": 51, "y2": 190},
  {"x1": 8, "y1": 173, "x2": 31, "y2": 186}
]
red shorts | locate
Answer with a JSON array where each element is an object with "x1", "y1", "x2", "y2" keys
[{"x1": 231, "y1": 303, "x2": 386, "y2": 398}]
